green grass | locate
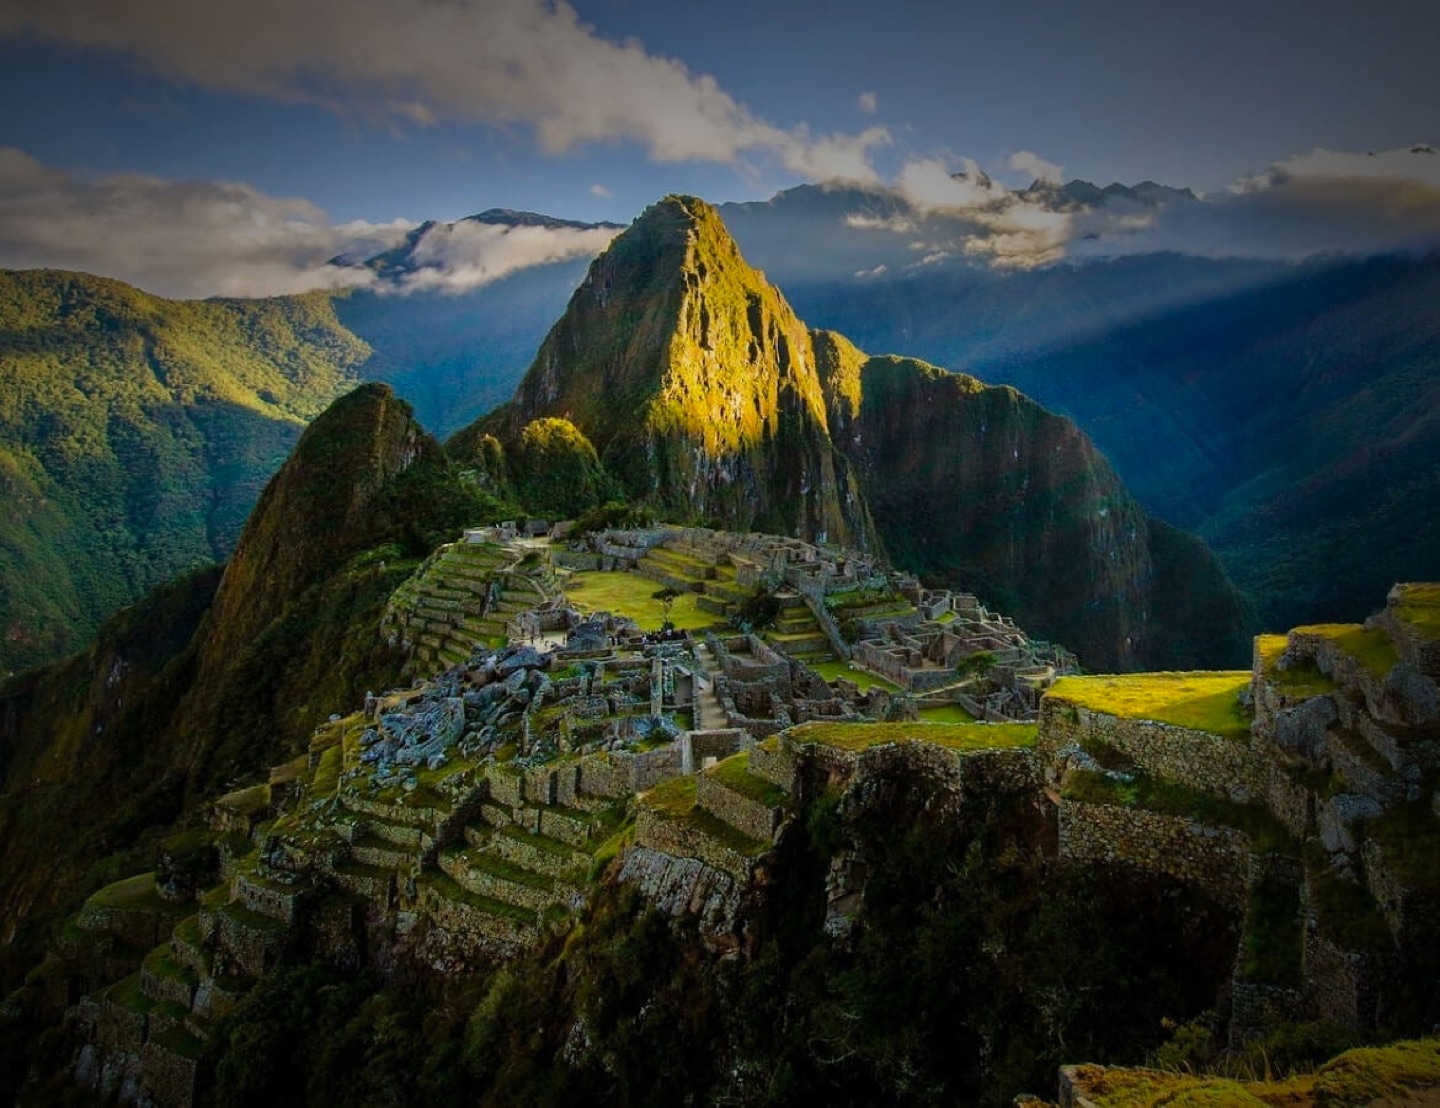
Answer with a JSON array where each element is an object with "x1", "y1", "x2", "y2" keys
[
  {"x1": 1257, "y1": 632, "x2": 1337, "y2": 698},
  {"x1": 1064, "y1": 1064, "x2": 1292, "y2": 1106},
  {"x1": 143, "y1": 943, "x2": 198, "y2": 986},
  {"x1": 1064, "y1": 1036, "x2": 1440, "y2": 1106},
  {"x1": 215, "y1": 783, "x2": 271, "y2": 816},
  {"x1": 639, "y1": 775, "x2": 697, "y2": 817},
  {"x1": 918, "y1": 703, "x2": 977, "y2": 724},
  {"x1": 89, "y1": 872, "x2": 189, "y2": 915},
  {"x1": 562, "y1": 571, "x2": 719, "y2": 631},
  {"x1": 787, "y1": 720, "x2": 1037, "y2": 753},
  {"x1": 823, "y1": 585, "x2": 897, "y2": 611},
  {"x1": 1392, "y1": 583, "x2": 1440, "y2": 639},
  {"x1": 1047, "y1": 671, "x2": 1252, "y2": 740},
  {"x1": 1312, "y1": 1037, "x2": 1440, "y2": 1103},
  {"x1": 706, "y1": 752, "x2": 788, "y2": 807},
  {"x1": 590, "y1": 815, "x2": 636, "y2": 879},
  {"x1": 418, "y1": 872, "x2": 537, "y2": 924},
  {"x1": 105, "y1": 972, "x2": 158, "y2": 1015},
  {"x1": 806, "y1": 659, "x2": 903, "y2": 693},
  {"x1": 1293, "y1": 623, "x2": 1399, "y2": 677},
  {"x1": 1063, "y1": 770, "x2": 1297, "y2": 856},
  {"x1": 1256, "y1": 633, "x2": 1287, "y2": 669},
  {"x1": 447, "y1": 847, "x2": 554, "y2": 891},
  {"x1": 171, "y1": 915, "x2": 203, "y2": 947},
  {"x1": 152, "y1": 1024, "x2": 205, "y2": 1061}
]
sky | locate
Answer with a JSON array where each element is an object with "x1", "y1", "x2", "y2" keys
[{"x1": 0, "y1": 0, "x2": 1437, "y2": 296}]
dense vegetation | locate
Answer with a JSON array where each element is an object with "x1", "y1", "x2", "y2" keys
[
  {"x1": 0, "y1": 384, "x2": 500, "y2": 996},
  {"x1": 0, "y1": 270, "x2": 371, "y2": 674}
]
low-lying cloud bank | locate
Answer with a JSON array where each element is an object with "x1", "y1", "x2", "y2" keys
[
  {"x1": 2, "y1": 143, "x2": 1438, "y2": 299},
  {"x1": 846, "y1": 144, "x2": 1440, "y2": 273},
  {"x1": 0, "y1": 149, "x2": 620, "y2": 299},
  {"x1": 386, "y1": 219, "x2": 621, "y2": 296}
]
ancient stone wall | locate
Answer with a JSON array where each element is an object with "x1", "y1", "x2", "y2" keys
[
  {"x1": 1303, "y1": 930, "x2": 1391, "y2": 1030},
  {"x1": 749, "y1": 741, "x2": 799, "y2": 792},
  {"x1": 695, "y1": 774, "x2": 782, "y2": 842},
  {"x1": 1058, "y1": 799, "x2": 1250, "y2": 909},
  {"x1": 1361, "y1": 839, "x2": 1440, "y2": 949},
  {"x1": 417, "y1": 882, "x2": 537, "y2": 959},
  {"x1": 633, "y1": 807, "x2": 758, "y2": 883},
  {"x1": 233, "y1": 873, "x2": 304, "y2": 925},
  {"x1": 1230, "y1": 981, "x2": 1307, "y2": 1044},
  {"x1": 956, "y1": 748, "x2": 1043, "y2": 798},
  {"x1": 615, "y1": 846, "x2": 743, "y2": 943},
  {"x1": 140, "y1": 1039, "x2": 199, "y2": 1108},
  {"x1": 1039, "y1": 698, "x2": 1265, "y2": 802}
]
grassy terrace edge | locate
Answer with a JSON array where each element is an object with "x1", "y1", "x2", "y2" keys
[
  {"x1": 1047, "y1": 671, "x2": 1252, "y2": 740},
  {"x1": 786, "y1": 719, "x2": 1037, "y2": 753}
]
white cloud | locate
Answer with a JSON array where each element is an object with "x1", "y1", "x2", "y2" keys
[
  {"x1": 589, "y1": 183, "x2": 612, "y2": 198},
  {"x1": 853, "y1": 263, "x2": 887, "y2": 279},
  {"x1": 773, "y1": 126, "x2": 891, "y2": 185},
  {"x1": 882, "y1": 155, "x2": 1073, "y2": 269},
  {"x1": 1237, "y1": 144, "x2": 1440, "y2": 192},
  {"x1": 0, "y1": 0, "x2": 889, "y2": 183},
  {"x1": 857, "y1": 91, "x2": 877, "y2": 116},
  {"x1": 841, "y1": 144, "x2": 1440, "y2": 271},
  {"x1": 0, "y1": 148, "x2": 410, "y2": 297},
  {"x1": 386, "y1": 219, "x2": 620, "y2": 295},
  {"x1": 1008, "y1": 149, "x2": 1063, "y2": 184},
  {"x1": 895, "y1": 157, "x2": 1008, "y2": 213},
  {"x1": 844, "y1": 213, "x2": 917, "y2": 234}
]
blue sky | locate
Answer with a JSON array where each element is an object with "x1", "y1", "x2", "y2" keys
[{"x1": 0, "y1": 0, "x2": 1437, "y2": 296}]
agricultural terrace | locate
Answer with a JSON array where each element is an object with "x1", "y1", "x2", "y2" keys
[
  {"x1": 786, "y1": 720, "x2": 1037, "y2": 753},
  {"x1": 1292, "y1": 623, "x2": 1399, "y2": 676},
  {"x1": 1392, "y1": 583, "x2": 1440, "y2": 639},
  {"x1": 1255, "y1": 634, "x2": 1336, "y2": 699},
  {"x1": 1046, "y1": 671, "x2": 1251, "y2": 740}
]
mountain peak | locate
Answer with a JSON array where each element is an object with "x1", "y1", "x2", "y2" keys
[{"x1": 454, "y1": 192, "x2": 874, "y2": 546}]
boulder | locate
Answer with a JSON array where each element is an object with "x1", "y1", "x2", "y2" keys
[{"x1": 1319, "y1": 793, "x2": 1384, "y2": 855}]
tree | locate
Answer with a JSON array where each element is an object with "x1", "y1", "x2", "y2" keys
[
  {"x1": 653, "y1": 587, "x2": 680, "y2": 632},
  {"x1": 956, "y1": 650, "x2": 997, "y2": 681}
]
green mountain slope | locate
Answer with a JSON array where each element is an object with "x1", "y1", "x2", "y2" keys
[
  {"x1": 0, "y1": 270, "x2": 371, "y2": 673},
  {"x1": 0, "y1": 382, "x2": 489, "y2": 989},
  {"x1": 458, "y1": 196, "x2": 1247, "y2": 670}
]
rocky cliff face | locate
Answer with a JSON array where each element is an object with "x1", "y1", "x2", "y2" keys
[
  {"x1": 813, "y1": 330, "x2": 1250, "y2": 670},
  {"x1": 458, "y1": 197, "x2": 1247, "y2": 671},
  {"x1": 458, "y1": 195, "x2": 875, "y2": 548}
]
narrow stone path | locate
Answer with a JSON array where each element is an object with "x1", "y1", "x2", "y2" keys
[{"x1": 692, "y1": 643, "x2": 725, "y2": 730}]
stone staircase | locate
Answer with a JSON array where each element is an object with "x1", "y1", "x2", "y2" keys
[
  {"x1": 692, "y1": 642, "x2": 726, "y2": 730},
  {"x1": 762, "y1": 592, "x2": 836, "y2": 666},
  {"x1": 636, "y1": 544, "x2": 717, "y2": 593}
]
